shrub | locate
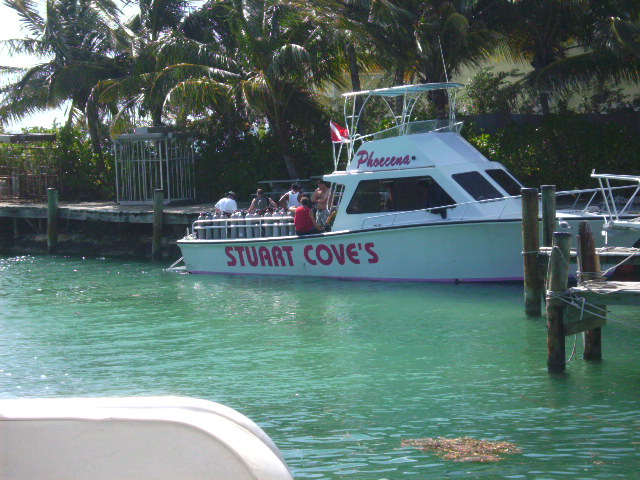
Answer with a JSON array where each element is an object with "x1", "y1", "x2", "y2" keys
[{"x1": 464, "y1": 114, "x2": 640, "y2": 190}]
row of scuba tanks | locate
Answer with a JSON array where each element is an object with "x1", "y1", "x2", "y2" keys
[{"x1": 193, "y1": 209, "x2": 296, "y2": 240}]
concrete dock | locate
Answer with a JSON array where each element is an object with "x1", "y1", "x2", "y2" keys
[{"x1": 0, "y1": 200, "x2": 222, "y2": 259}]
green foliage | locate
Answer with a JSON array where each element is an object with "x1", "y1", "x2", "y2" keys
[
  {"x1": 0, "y1": 125, "x2": 114, "y2": 201},
  {"x1": 460, "y1": 68, "x2": 536, "y2": 115},
  {"x1": 463, "y1": 114, "x2": 640, "y2": 190},
  {"x1": 192, "y1": 118, "x2": 332, "y2": 202},
  {"x1": 53, "y1": 125, "x2": 114, "y2": 200},
  {"x1": 575, "y1": 85, "x2": 640, "y2": 113}
]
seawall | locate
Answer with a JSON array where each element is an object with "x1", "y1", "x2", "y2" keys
[{"x1": 0, "y1": 201, "x2": 209, "y2": 260}]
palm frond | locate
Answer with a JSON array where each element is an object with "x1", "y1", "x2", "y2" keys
[
  {"x1": 165, "y1": 77, "x2": 233, "y2": 114},
  {"x1": 4, "y1": 0, "x2": 45, "y2": 35}
]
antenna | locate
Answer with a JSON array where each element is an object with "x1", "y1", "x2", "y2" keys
[
  {"x1": 438, "y1": 37, "x2": 449, "y2": 82},
  {"x1": 438, "y1": 36, "x2": 456, "y2": 123}
]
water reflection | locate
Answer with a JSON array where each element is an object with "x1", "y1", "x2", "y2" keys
[{"x1": 1, "y1": 256, "x2": 639, "y2": 479}]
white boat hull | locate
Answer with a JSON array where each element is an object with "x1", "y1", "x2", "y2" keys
[{"x1": 178, "y1": 218, "x2": 638, "y2": 282}]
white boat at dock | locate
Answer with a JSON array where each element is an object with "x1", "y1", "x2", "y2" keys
[{"x1": 177, "y1": 83, "x2": 640, "y2": 282}]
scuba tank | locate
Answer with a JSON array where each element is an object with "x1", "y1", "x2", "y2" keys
[
  {"x1": 254, "y1": 211, "x2": 263, "y2": 238},
  {"x1": 195, "y1": 212, "x2": 206, "y2": 239},
  {"x1": 263, "y1": 209, "x2": 274, "y2": 237},
  {"x1": 229, "y1": 211, "x2": 239, "y2": 239},
  {"x1": 272, "y1": 209, "x2": 281, "y2": 237},
  {"x1": 244, "y1": 211, "x2": 254, "y2": 238},
  {"x1": 237, "y1": 210, "x2": 246, "y2": 239},
  {"x1": 204, "y1": 212, "x2": 213, "y2": 239},
  {"x1": 220, "y1": 212, "x2": 229, "y2": 240},
  {"x1": 287, "y1": 210, "x2": 295, "y2": 236},
  {"x1": 212, "y1": 212, "x2": 221, "y2": 240}
]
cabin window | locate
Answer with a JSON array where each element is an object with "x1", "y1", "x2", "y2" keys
[
  {"x1": 346, "y1": 177, "x2": 454, "y2": 214},
  {"x1": 485, "y1": 169, "x2": 522, "y2": 196},
  {"x1": 452, "y1": 172, "x2": 502, "y2": 201}
]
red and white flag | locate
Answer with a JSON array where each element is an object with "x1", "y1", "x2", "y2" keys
[{"x1": 329, "y1": 121, "x2": 349, "y2": 143}]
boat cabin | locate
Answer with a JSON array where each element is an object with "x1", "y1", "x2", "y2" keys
[{"x1": 322, "y1": 83, "x2": 524, "y2": 232}]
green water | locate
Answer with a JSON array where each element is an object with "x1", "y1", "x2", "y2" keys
[{"x1": 1, "y1": 255, "x2": 639, "y2": 479}]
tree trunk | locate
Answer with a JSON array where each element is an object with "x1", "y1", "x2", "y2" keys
[
  {"x1": 531, "y1": 52, "x2": 553, "y2": 116},
  {"x1": 538, "y1": 91, "x2": 551, "y2": 116},
  {"x1": 273, "y1": 120, "x2": 299, "y2": 179},
  {"x1": 151, "y1": 104, "x2": 163, "y2": 126},
  {"x1": 346, "y1": 42, "x2": 361, "y2": 93},
  {"x1": 431, "y1": 89, "x2": 448, "y2": 119},
  {"x1": 85, "y1": 100, "x2": 105, "y2": 173}
]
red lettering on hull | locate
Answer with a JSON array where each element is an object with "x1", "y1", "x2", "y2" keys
[{"x1": 225, "y1": 242, "x2": 379, "y2": 268}]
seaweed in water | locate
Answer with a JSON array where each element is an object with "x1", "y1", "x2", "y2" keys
[{"x1": 402, "y1": 436, "x2": 521, "y2": 462}]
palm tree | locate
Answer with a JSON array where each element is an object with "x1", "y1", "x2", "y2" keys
[
  {"x1": 610, "y1": 14, "x2": 640, "y2": 60},
  {"x1": 477, "y1": 1, "x2": 640, "y2": 113},
  {"x1": 0, "y1": 0, "x2": 126, "y2": 163},
  {"x1": 477, "y1": 0, "x2": 594, "y2": 115},
  {"x1": 327, "y1": 1, "x2": 498, "y2": 117},
  {"x1": 409, "y1": 1, "x2": 499, "y2": 117},
  {"x1": 158, "y1": 0, "x2": 344, "y2": 179},
  {"x1": 93, "y1": 0, "x2": 192, "y2": 129}
]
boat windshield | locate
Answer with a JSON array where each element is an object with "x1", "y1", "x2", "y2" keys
[
  {"x1": 451, "y1": 172, "x2": 503, "y2": 201},
  {"x1": 485, "y1": 169, "x2": 523, "y2": 196},
  {"x1": 370, "y1": 119, "x2": 463, "y2": 142}
]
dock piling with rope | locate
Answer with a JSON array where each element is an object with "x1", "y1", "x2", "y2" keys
[{"x1": 521, "y1": 186, "x2": 640, "y2": 373}]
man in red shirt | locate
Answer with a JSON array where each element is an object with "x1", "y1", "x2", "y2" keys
[{"x1": 294, "y1": 197, "x2": 324, "y2": 235}]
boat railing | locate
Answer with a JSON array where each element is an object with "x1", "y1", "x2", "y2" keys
[
  {"x1": 191, "y1": 215, "x2": 296, "y2": 240},
  {"x1": 360, "y1": 195, "x2": 522, "y2": 229},
  {"x1": 359, "y1": 185, "x2": 640, "y2": 229},
  {"x1": 555, "y1": 184, "x2": 640, "y2": 216},
  {"x1": 590, "y1": 173, "x2": 640, "y2": 221}
]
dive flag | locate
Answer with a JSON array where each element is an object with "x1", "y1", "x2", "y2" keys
[{"x1": 329, "y1": 121, "x2": 349, "y2": 143}]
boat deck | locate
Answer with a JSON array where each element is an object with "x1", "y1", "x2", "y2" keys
[{"x1": 569, "y1": 280, "x2": 640, "y2": 306}]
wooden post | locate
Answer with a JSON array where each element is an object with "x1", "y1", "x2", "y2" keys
[
  {"x1": 47, "y1": 188, "x2": 58, "y2": 254},
  {"x1": 546, "y1": 231, "x2": 572, "y2": 373},
  {"x1": 152, "y1": 189, "x2": 164, "y2": 260},
  {"x1": 578, "y1": 221, "x2": 602, "y2": 361},
  {"x1": 13, "y1": 217, "x2": 19, "y2": 239},
  {"x1": 541, "y1": 185, "x2": 556, "y2": 248},
  {"x1": 522, "y1": 188, "x2": 542, "y2": 316}
]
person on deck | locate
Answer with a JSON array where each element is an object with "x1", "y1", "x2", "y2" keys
[
  {"x1": 279, "y1": 183, "x2": 302, "y2": 211},
  {"x1": 311, "y1": 180, "x2": 331, "y2": 227},
  {"x1": 294, "y1": 197, "x2": 323, "y2": 235},
  {"x1": 248, "y1": 188, "x2": 278, "y2": 213},
  {"x1": 214, "y1": 191, "x2": 237, "y2": 216}
]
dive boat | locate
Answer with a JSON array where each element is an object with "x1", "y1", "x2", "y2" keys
[{"x1": 176, "y1": 83, "x2": 640, "y2": 282}]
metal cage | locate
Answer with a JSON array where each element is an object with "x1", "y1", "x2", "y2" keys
[
  {"x1": 0, "y1": 134, "x2": 58, "y2": 202},
  {"x1": 114, "y1": 127, "x2": 196, "y2": 204}
]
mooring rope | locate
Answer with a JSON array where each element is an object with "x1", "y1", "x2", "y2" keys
[
  {"x1": 546, "y1": 290, "x2": 640, "y2": 330},
  {"x1": 601, "y1": 247, "x2": 640, "y2": 277}
]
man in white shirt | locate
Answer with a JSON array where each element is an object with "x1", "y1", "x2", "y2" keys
[
  {"x1": 279, "y1": 183, "x2": 302, "y2": 211},
  {"x1": 214, "y1": 191, "x2": 238, "y2": 216}
]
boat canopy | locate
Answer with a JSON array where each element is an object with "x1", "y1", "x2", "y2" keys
[{"x1": 342, "y1": 83, "x2": 464, "y2": 98}]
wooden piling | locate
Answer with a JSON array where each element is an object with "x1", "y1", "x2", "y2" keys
[
  {"x1": 577, "y1": 221, "x2": 603, "y2": 361},
  {"x1": 47, "y1": 188, "x2": 58, "y2": 254},
  {"x1": 152, "y1": 189, "x2": 164, "y2": 260},
  {"x1": 540, "y1": 185, "x2": 556, "y2": 248},
  {"x1": 546, "y1": 232, "x2": 572, "y2": 373},
  {"x1": 522, "y1": 188, "x2": 542, "y2": 316}
]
